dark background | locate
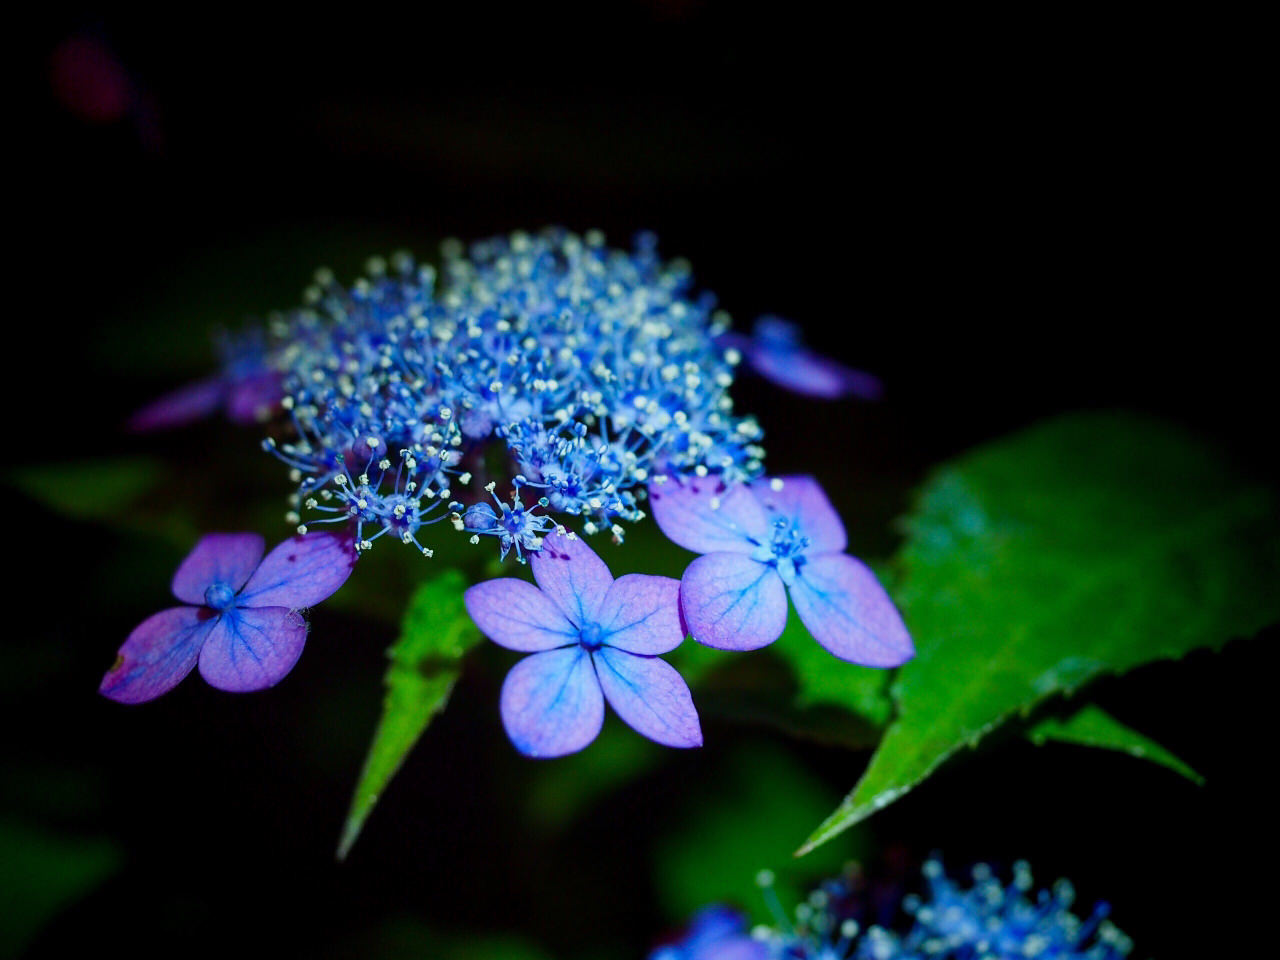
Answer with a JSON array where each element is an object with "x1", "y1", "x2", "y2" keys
[{"x1": 9, "y1": 5, "x2": 1270, "y2": 958}]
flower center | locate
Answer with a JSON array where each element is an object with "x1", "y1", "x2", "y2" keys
[
  {"x1": 578, "y1": 622, "x2": 606, "y2": 652},
  {"x1": 748, "y1": 518, "x2": 810, "y2": 586},
  {"x1": 204, "y1": 581, "x2": 237, "y2": 612}
]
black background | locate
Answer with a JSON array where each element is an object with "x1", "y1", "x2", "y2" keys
[{"x1": 12, "y1": 5, "x2": 1272, "y2": 958}]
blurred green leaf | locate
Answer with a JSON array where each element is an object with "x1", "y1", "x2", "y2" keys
[
  {"x1": 337, "y1": 568, "x2": 483, "y2": 859},
  {"x1": 801, "y1": 412, "x2": 1280, "y2": 854},
  {"x1": 1026, "y1": 702, "x2": 1203, "y2": 784},
  {"x1": 655, "y1": 743, "x2": 855, "y2": 926},
  {"x1": 0, "y1": 820, "x2": 121, "y2": 956},
  {"x1": 5, "y1": 458, "x2": 163, "y2": 522}
]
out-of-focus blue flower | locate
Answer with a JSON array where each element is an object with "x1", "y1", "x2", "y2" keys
[
  {"x1": 128, "y1": 328, "x2": 283, "y2": 431},
  {"x1": 464, "y1": 530, "x2": 701, "y2": 757},
  {"x1": 100, "y1": 532, "x2": 355, "y2": 702},
  {"x1": 664, "y1": 859, "x2": 1135, "y2": 959},
  {"x1": 259, "y1": 230, "x2": 765, "y2": 560},
  {"x1": 649, "y1": 906, "x2": 768, "y2": 960},
  {"x1": 719, "y1": 317, "x2": 882, "y2": 401},
  {"x1": 649, "y1": 474, "x2": 912, "y2": 666}
]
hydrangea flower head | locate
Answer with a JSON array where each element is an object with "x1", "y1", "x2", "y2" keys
[
  {"x1": 100, "y1": 531, "x2": 355, "y2": 702},
  {"x1": 650, "y1": 475, "x2": 912, "y2": 666},
  {"x1": 263, "y1": 230, "x2": 764, "y2": 561},
  {"x1": 464, "y1": 529, "x2": 701, "y2": 757},
  {"x1": 720, "y1": 316, "x2": 882, "y2": 401}
]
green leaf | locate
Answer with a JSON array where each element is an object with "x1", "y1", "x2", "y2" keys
[
  {"x1": 337, "y1": 568, "x2": 483, "y2": 859},
  {"x1": 800, "y1": 412, "x2": 1280, "y2": 855},
  {"x1": 1027, "y1": 703, "x2": 1203, "y2": 785},
  {"x1": 5, "y1": 458, "x2": 163, "y2": 522},
  {"x1": 0, "y1": 820, "x2": 121, "y2": 956}
]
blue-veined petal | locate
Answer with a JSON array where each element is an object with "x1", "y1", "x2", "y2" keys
[
  {"x1": 238, "y1": 532, "x2": 355, "y2": 609},
  {"x1": 171, "y1": 533, "x2": 264, "y2": 605},
  {"x1": 595, "y1": 647, "x2": 702, "y2": 748},
  {"x1": 529, "y1": 530, "x2": 614, "y2": 627},
  {"x1": 648, "y1": 479, "x2": 769, "y2": 555},
  {"x1": 500, "y1": 646, "x2": 604, "y2": 758},
  {"x1": 597, "y1": 574, "x2": 684, "y2": 655},
  {"x1": 790, "y1": 553, "x2": 913, "y2": 667},
  {"x1": 196, "y1": 606, "x2": 308, "y2": 693},
  {"x1": 99, "y1": 606, "x2": 215, "y2": 704},
  {"x1": 679, "y1": 552, "x2": 787, "y2": 651},
  {"x1": 465, "y1": 578, "x2": 578, "y2": 652}
]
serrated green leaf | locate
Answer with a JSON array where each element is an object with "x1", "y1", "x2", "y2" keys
[
  {"x1": 800, "y1": 413, "x2": 1280, "y2": 855},
  {"x1": 337, "y1": 568, "x2": 482, "y2": 859},
  {"x1": 1027, "y1": 702, "x2": 1203, "y2": 785}
]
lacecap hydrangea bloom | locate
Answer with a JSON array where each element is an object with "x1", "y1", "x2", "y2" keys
[
  {"x1": 260, "y1": 229, "x2": 764, "y2": 560},
  {"x1": 119, "y1": 229, "x2": 911, "y2": 749},
  {"x1": 651, "y1": 858, "x2": 1134, "y2": 960}
]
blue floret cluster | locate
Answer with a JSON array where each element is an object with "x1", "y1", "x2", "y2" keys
[{"x1": 263, "y1": 228, "x2": 765, "y2": 560}]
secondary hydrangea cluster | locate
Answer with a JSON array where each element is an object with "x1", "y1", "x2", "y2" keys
[
  {"x1": 651, "y1": 859, "x2": 1134, "y2": 960},
  {"x1": 261, "y1": 229, "x2": 765, "y2": 560}
]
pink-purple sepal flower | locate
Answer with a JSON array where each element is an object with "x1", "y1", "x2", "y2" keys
[
  {"x1": 464, "y1": 530, "x2": 702, "y2": 758},
  {"x1": 721, "y1": 316, "x2": 883, "y2": 401},
  {"x1": 127, "y1": 370, "x2": 283, "y2": 432},
  {"x1": 99, "y1": 531, "x2": 355, "y2": 703},
  {"x1": 649, "y1": 475, "x2": 913, "y2": 667}
]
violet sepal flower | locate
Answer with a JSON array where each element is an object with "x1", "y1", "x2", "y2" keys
[
  {"x1": 100, "y1": 531, "x2": 355, "y2": 702},
  {"x1": 464, "y1": 530, "x2": 702, "y2": 757},
  {"x1": 650, "y1": 475, "x2": 912, "y2": 667},
  {"x1": 721, "y1": 316, "x2": 882, "y2": 401},
  {"x1": 128, "y1": 329, "x2": 282, "y2": 431}
]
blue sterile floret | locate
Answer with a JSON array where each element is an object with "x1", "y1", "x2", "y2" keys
[{"x1": 261, "y1": 229, "x2": 764, "y2": 561}]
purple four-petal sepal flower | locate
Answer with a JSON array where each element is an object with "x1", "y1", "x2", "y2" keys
[
  {"x1": 99, "y1": 531, "x2": 356, "y2": 703},
  {"x1": 464, "y1": 530, "x2": 702, "y2": 758},
  {"x1": 649, "y1": 475, "x2": 913, "y2": 667},
  {"x1": 720, "y1": 316, "x2": 883, "y2": 401}
]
